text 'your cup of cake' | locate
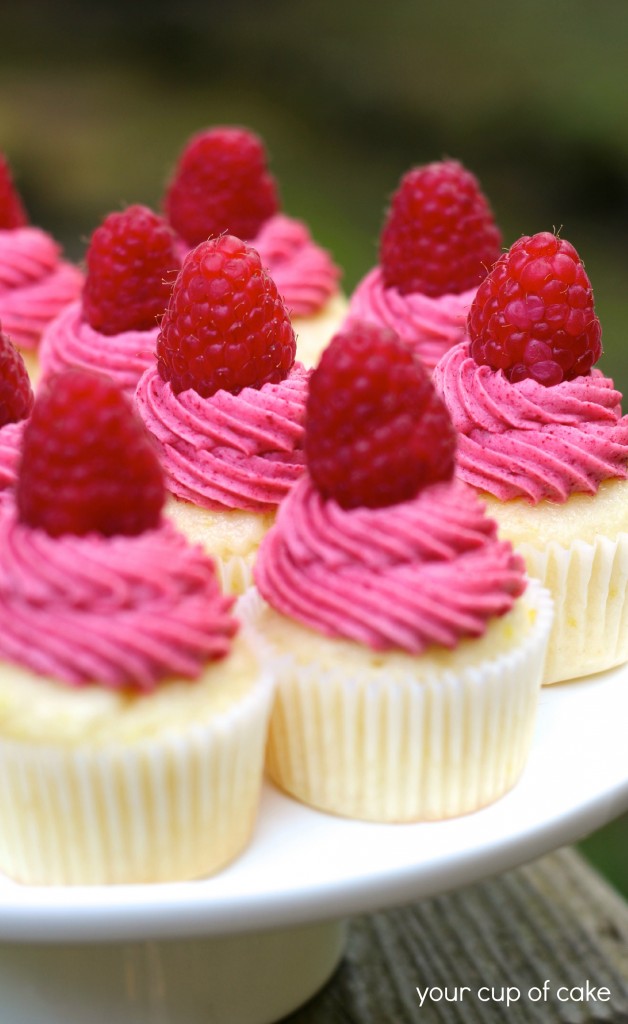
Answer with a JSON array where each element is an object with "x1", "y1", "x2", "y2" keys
[
  {"x1": 433, "y1": 230, "x2": 628, "y2": 685},
  {"x1": 241, "y1": 321, "x2": 553, "y2": 823}
]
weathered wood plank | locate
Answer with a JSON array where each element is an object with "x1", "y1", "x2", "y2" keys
[{"x1": 286, "y1": 848, "x2": 628, "y2": 1022}]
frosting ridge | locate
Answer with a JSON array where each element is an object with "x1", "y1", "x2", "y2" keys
[
  {"x1": 0, "y1": 227, "x2": 83, "y2": 349},
  {"x1": 254, "y1": 475, "x2": 526, "y2": 652},
  {"x1": 135, "y1": 363, "x2": 309, "y2": 511},
  {"x1": 252, "y1": 214, "x2": 341, "y2": 316},
  {"x1": 433, "y1": 342, "x2": 628, "y2": 503},
  {"x1": 345, "y1": 267, "x2": 474, "y2": 370},
  {"x1": 0, "y1": 510, "x2": 237, "y2": 689},
  {"x1": 39, "y1": 300, "x2": 159, "y2": 398}
]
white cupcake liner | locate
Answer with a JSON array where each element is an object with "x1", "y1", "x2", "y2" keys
[
  {"x1": 216, "y1": 551, "x2": 257, "y2": 597},
  {"x1": 239, "y1": 581, "x2": 553, "y2": 822},
  {"x1": 517, "y1": 532, "x2": 628, "y2": 685},
  {"x1": 0, "y1": 672, "x2": 274, "y2": 885}
]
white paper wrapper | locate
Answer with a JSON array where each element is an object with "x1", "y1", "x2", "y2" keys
[
  {"x1": 0, "y1": 672, "x2": 274, "y2": 885},
  {"x1": 517, "y1": 532, "x2": 628, "y2": 684},
  {"x1": 239, "y1": 580, "x2": 553, "y2": 822}
]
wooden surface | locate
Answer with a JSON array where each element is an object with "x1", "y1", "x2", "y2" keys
[{"x1": 286, "y1": 848, "x2": 628, "y2": 1022}]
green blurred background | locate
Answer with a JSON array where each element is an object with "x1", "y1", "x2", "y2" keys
[{"x1": 1, "y1": 0, "x2": 626, "y2": 895}]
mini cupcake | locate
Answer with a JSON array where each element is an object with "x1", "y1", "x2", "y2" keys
[
  {"x1": 134, "y1": 233, "x2": 310, "y2": 594},
  {"x1": 163, "y1": 126, "x2": 345, "y2": 366},
  {"x1": 344, "y1": 159, "x2": 503, "y2": 372},
  {"x1": 39, "y1": 204, "x2": 181, "y2": 399},
  {"x1": 0, "y1": 370, "x2": 273, "y2": 885},
  {"x1": 0, "y1": 153, "x2": 83, "y2": 381},
  {"x1": 242, "y1": 322, "x2": 552, "y2": 822},
  {"x1": 0, "y1": 327, "x2": 33, "y2": 507},
  {"x1": 433, "y1": 231, "x2": 628, "y2": 685}
]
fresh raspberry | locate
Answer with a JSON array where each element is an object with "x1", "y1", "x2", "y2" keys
[
  {"x1": 0, "y1": 154, "x2": 28, "y2": 230},
  {"x1": 164, "y1": 126, "x2": 280, "y2": 247},
  {"x1": 0, "y1": 328, "x2": 34, "y2": 428},
  {"x1": 82, "y1": 204, "x2": 181, "y2": 336},
  {"x1": 468, "y1": 231, "x2": 602, "y2": 386},
  {"x1": 379, "y1": 159, "x2": 502, "y2": 298},
  {"x1": 305, "y1": 321, "x2": 456, "y2": 509},
  {"x1": 157, "y1": 234, "x2": 296, "y2": 397},
  {"x1": 17, "y1": 370, "x2": 164, "y2": 537}
]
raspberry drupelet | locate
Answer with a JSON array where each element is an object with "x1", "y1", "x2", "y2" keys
[
  {"x1": 468, "y1": 231, "x2": 602, "y2": 386},
  {"x1": 306, "y1": 321, "x2": 456, "y2": 509},
  {"x1": 0, "y1": 327, "x2": 33, "y2": 429},
  {"x1": 0, "y1": 156, "x2": 28, "y2": 230},
  {"x1": 17, "y1": 370, "x2": 163, "y2": 538},
  {"x1": 379, "y1": 159, "x2": 503, "y2": 298}
]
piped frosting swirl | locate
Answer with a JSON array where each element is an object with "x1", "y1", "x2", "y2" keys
[
  {"x1": 433, "y1": 342, "x2": 628, "y2": 503},
  {"x1": 345, "y1": 267, "x2": 474, "y2": 371},
  {"x1": 134, "y1": 363, "x2": 309, "y2": 511},
  {"x1": 39, "y1": 300, "x2": 159, "y2": 398},
  {"x1": 0, "y1": 227, "x2": 83, "y2": 349},
  {"x1": 254, "y1": 475, "x2": 526, "y2": 652},
  {"x1": 0, "y1": 509, "x2": 237, "y2": 689},
  {"x1": 252, "y1": 214, "x2": 341, "y2": 316}
]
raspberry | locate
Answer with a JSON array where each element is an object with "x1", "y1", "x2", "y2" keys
[
  {"x1": 0, "y1": 154, "x2": 28, "y2": 230},
  {"x1": 379, "y1": 159, "x2": 502, "y2": 298},
  {"x1": 0, "y1": 328, "x2": 34, "y2": 428},
  {"x1": 17, "y1": 370, "x2": 164, "y2": 537},
  {"x1": 468, "y1": 231, "x2": 602, "y2": 386},
  {"x1": 157, "y1": 234, "x2": 296, "y2": 397},
  {"x1": 164, "y1": 126, "x2": 280, "y2": 247},
  {"x1": 305, "y1": 321, "x2": 456, "y2": 509},
  {"x1": 82, "y1": 204, "x2": 181, "y2": 335}
]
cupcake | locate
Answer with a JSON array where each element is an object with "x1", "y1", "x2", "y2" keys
[
  {"x1": 433, "y1": 231, "x2": 628, "y2": 685},
  {"x1": 0, "y1": 327, "x2": 33, "y2": 507},
  {"x1": 39, "y1": 204, "x2": 181, "y2": 399},
  {"x1": 344, "y1": 159, "x2": 503, "y2": 372},
  {"x1": 242, "y1": 322, "x2": 553, "y2": 822},
  {"x1": 0, "y1": 153, "x2": 83, "y2": 381},
  {"x1": 163, "y1": 125, "x2": 345, "y2": 366},
  {"x1": 0, "y1": 370, "x2": 273, "y2": 885},
  {"x1": 134, "y1": 233, "x2": 310, "y2": 595}
]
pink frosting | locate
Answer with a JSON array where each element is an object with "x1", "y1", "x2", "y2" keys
[
  {"x1": 0, "y1": 421, "x2": 23, "y2": 504},
  {"x1": 345, "y1": 267, "x2": 474, "y2": 371},
  {"x1": 134, "y1": 364, "x2": 309, "y2": 511},
  {"x1": 39, "y1": 300, "x2": 159, "y2": 399},
  {"x1": 252, "y1": 214, "x2": 341, "y2": 316},
  {"x1": 0, "y1": 509, "x2": 237, "y2": 690},
  {"x1": 433, "y1": 342, "x2": 628, "y2": 503},
  {"x1": 254, "y1": 475, "x2": 526, "y2": 653},
  {"x1": 0, "y1": 227, "x2": 83, "y2": 350}
]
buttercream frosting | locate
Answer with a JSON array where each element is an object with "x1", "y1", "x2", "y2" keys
[
  {"x1": 0, "y1": 227, "x2": 83, "y2": 350},
  {"x1": 433, "y1": 342, "x2": 628, "y2": 503},
  {"x1": 39, "y1": 300, "x2": 159, "y2": 398},
  {"x1": 252, "y1": 214, "x2": 341, "y2": 316},
  {"x1": 0, "y1": 509, "x2": 237, "y2": 690},
  {"x1": 345, "y1": 267, "x2": 474, "y2": 371},
  {"x1": 135, "y1": 363, "x2": 309, "y2": 512},
  {"x1": 254, "y1": 475, "x2": 526, "y2": 652}
]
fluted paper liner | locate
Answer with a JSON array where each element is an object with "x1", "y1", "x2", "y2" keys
[
  {"x1": 239, "y1": 581, "x2": 553, "y2": 822},
  {"x1": 0, "y1": 673, "x2": 274, "y2": 885},
  {"x1": 517, "y1": 532, "x2": 628, "y2": 685}
]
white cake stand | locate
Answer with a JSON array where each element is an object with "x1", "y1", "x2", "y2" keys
[{"x1": 1, "y1": 664, "x2": 627, "y2": 1024}]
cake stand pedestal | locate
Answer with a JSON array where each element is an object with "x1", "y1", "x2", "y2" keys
[{"x1": 0, "y1": 919, "x2": 347, "y2": 1024}]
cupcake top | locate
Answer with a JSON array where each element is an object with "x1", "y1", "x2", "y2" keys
[
  {"x1": 0, "y1": 327, "x2": 33, "y2": 503},
  {"x1": 433, "y1": 231, "x2": 628, "y2": 503},
  {"x1": 135, "y1": 233, "x2": 309, "y2": 512},
  {"x1": 163, "y1": 126, "x2": 341, "y2": 316},
  {"x1": 0, "y1": 154, "x2": 83, "y2": 350},
  {"x1": 344, "y1": 160, "x2": 502, "y2": 370},
  {"x1": 39, "y1": 205, "x2": 181, "y2": 397},
  {"x1": 254, "y1": 321, "x2": 526, "y2": 653},
  {"x1": 0, "y1": 370, "x2": 237, "y2": 690}
]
